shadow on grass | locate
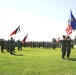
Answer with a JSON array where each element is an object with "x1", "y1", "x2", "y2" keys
[
  {"x1": 11, "y1": 53, "x2": 24, "y2": 56},
  {"x1": 65, "y1": 58, "x2": 76, "y2": 61}
]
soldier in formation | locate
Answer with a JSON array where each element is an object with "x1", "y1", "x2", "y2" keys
[
  {"x1": 0, "y1": 39, "x2": 5, "y2": 53},
  {"x1": 9, "y1": 37, "x2": 15, "y2": 54},
  {"x1": 17, "y1": 39, "x2": 22, "y2": 50}
]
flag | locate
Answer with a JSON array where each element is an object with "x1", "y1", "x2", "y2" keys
[
  {"x1": 10, "y1": 26, "x2": 20, "y2": 36},
  {"x1": 70, "y1": 10, "x2": 76, "y2": 30},
  {"x1": 57, "y1": 37, "x2": 60, "y2": 42},
  {"x1": 22, "y1": 34, "x2": 28, "y2": 43},
  {"x1": 66, "y1": 23, "x2": 72, "y2": 36}
]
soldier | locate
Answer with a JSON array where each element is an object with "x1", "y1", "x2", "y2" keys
[
  {"x1": 17, "y1": 39, "x2": 22, "y2": 50},
  {"x1": 0, "y1": 39, "x2": 5, "y2": 53},
  {"x1": 42, "y1": 42, "x2": 44, "y2": 49},
  {"x1": 9, "y1": 37, "x2": 14, "y2": 54},
  {"x1": 61, "y1": 35, "x2": 66, "y2": 59},
  {"x1": 7, "y1": 39, "x2": 10, "y2": 52},
  {"x1": 66, "y1": 36, "x2": 71, "y2": 58},
  {"x1": 71, "y1": 41, "x2": 74, "y2": 49},
  {"x1": 12, "y1": 39, "x2": 16, "y2": 52}
]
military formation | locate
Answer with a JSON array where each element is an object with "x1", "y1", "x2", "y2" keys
[
  {"x1": 0, "y1": 36, "x2": 74, "y2": 59},
  {"x1": 0, "y1": 37, "x2": 23, "y2": 54},
  {"x1": 0, "y1": 38, "x2": 57, "y2": 54}
]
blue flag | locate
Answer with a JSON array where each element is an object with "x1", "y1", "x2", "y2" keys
[{"x1": 70, "y1": 11, "x2": 76, "y2": 30}]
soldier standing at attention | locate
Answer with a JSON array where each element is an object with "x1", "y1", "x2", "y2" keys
[
  {"x1": 61, "y1": 35, "x2": 66, "y2": 59},
  {"x1": 17, "y1": 39, "x2": 21, "y2": 50},
  {"x1": 9, "y1": 37, "x2": 14, "y2": 54},
  {"x1": 0, "y1": 39, "x2": 5, "y2": 53},
  {"x1": 66, "y1": 36, "x2": 71, "y2": 58},
  {"x1": 7, "y1": 39, "x2": 10, "y2": 52}
]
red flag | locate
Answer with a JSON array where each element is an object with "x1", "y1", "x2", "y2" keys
[
  {"x1": 22, "y1": 34, "x2": 28, "y2": 43},
  {"x1": 66, "y1": 24, "x2": 72, "y2": 36},
  {"x1": 10, "y1": 26, "x2": 20, "y2": 36},
  {"x1": 57, "y1": 37, "x2": 60, "y2": 42}
]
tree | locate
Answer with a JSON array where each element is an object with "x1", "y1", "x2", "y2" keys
[
  {"x1": 52, "y1": 38, "x2": 56, "y2": 43},
  {"x1": 52, "y1": 38, "x2": 56, "y2": 49}
]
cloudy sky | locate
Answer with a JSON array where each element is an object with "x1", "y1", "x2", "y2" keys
[{"x1": 0, "y1": 0, "x2": 76, "y2": 41}]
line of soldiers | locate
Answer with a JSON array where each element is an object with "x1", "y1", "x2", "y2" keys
[
  {"x1": 0, "y1": 37, "x2": 22, "y2": 54},
  {"x1": 60, "y1": 35, "x2": 72, "y2": 59},
  {"x1": 23, "y1": 41, "x2": 53, "y2": 49}
]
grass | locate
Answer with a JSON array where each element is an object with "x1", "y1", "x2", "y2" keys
[{"x1": 0, "y1": 47, "x2": 76, "y2": 75}]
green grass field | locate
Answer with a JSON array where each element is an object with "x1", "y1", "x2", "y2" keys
[{"x1": 0, "y1": 47, "x2": 76, "y2": 75}]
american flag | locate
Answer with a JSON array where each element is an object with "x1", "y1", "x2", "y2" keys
[
  {"x1": 57, "y1": 37, "x2": 60, "y2": 42},
  {"x1": 66, "y1": 24, "x2": 73, "y2": 36}
]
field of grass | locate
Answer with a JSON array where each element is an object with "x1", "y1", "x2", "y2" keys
[{"x1": 0, "y1": 47, "x2": 76, "y2": 75}]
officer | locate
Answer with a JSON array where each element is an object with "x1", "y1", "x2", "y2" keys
[
  {"x1": 66, "y1": 36, "x2": 71, "y2": 58},
  {"x1": 61, "y1": 35, "x2": 66, "y2": 59}
]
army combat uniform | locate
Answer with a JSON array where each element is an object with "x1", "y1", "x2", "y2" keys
[
  {"x1": 61, "y1": 35, "x2": 66, "y2": 59},
  {"x1": 66, "y1": 36, "x2": 71, "y2": 58},
  {"x1": 9, "y1": 38, "x2": 14, "y2": 54}
]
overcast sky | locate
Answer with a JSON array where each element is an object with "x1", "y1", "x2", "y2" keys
[{"x1": 0, "y1": 0, "x2": 76, "y2": 41}]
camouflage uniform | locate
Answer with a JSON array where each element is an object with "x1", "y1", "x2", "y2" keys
[
  {"x1": 9, "y1": 38, "x2": 14, "y2": 54},
  {"x1": 17, "y1": 40, "x2": 22, "y2": 50},
  {"x1": 61, "y1": 35, "x2": 66, "y2": 59},
  {"x1": 0, "y1": 39, "x2": 5, "y2": 53},
  {"x1": 7, "y1": 39, "x2": 10, "y2": 52},
  {"x1": 66, "y1": 36, "x2": 71, "y2": 58}
]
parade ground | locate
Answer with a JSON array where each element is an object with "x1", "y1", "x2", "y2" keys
[{"x1": 0, "y1": 47, "x2": 76, "y2": 75}]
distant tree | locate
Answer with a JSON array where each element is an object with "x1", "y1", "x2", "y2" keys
[
  {"x1": 52, "y1": 38, "x2": 56, "y2": 49},
  {"x1": 52, "y1": 38, "x2": 56, "y2": 43}
]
